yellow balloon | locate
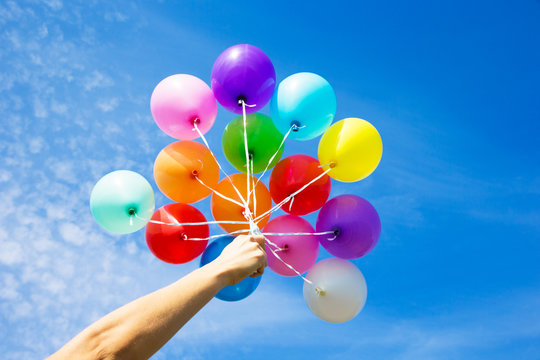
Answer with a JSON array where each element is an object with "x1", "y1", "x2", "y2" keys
[{"x1": 318, "y1": 118, "x2": 382, "y2": 182}]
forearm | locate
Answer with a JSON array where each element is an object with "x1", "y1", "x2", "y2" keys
[{"x1": 49, "y1": 262, "x2": 227, "y2": 360}]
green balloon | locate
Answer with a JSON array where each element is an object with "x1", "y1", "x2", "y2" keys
[
  {"x1": 222, "y1": 113, "x2": 284, "y2": 174},
  {"x1": 90, "y1": 170, "x2": 155, "y2": 234}
]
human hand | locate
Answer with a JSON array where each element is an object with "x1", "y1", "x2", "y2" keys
[{"x1": 211, "y1": 235, "x2": 267, "y2": 286}]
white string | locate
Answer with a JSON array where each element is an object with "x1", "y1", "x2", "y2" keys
[
  {"x1": 263, "y1": 237, "x2": 313, "y2": 284},
  {"x1": 241, "y1": 100, "x2": 253, "y2": 225},
  {"x1": 262, "y1": 231, "x2": 335, "y2": 237},
  {"x1": 134, "y1": 213, "x2": 250, "y2": 226},
  {"x1": 252, "y1": 124, "x2": 294, "y2": 190},
  {"x1": 192, "y1": 121, "x2": 249, "y2": 208},
  {"x1": 250, "y1": 157, "x2": 257, "y2": 219},
  {"x1": 288, "y1": 196, "x2": 295, "y2": 212},
  {"x1": 187, "y1": 229, "x2": 250, "y2": 241},
  {"x1": 255, "y1": 168, "x2": 332, "y2": 222},
  {"x1": 193, "y1": 175, "x2": 245, "y2": 208}
]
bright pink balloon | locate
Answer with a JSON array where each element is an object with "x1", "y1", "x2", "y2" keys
[
  {"x1": 150, "y1": 74, "x2": 217, "y2": 140},
  {"x1": 263, "y1": 215, "x2": 319, "y2": 276}
]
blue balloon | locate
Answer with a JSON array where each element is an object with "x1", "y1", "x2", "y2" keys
[
  {"x1": 200, "y1": 236, "x2": 261, "y2": 301},
  {"x1": 270, "y1": 72, "x2": 336, "y2": 141}
]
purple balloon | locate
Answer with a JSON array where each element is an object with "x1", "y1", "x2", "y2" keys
[
  {"x1": 316, "y1": 195, "x2": 381, "y2": 259},
  {"x1": 211, "y1": 44, "x2": 276, "y2": 114}
]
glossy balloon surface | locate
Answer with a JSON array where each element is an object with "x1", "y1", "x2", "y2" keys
[
  {"x1": 269, "y1": 155, "x2": 331, "y2": 215},
  {"x1": 90, "y1": 170, "x2": 155, "y2": 234},
  {"x1": 270, "y1": 72, "x2": 336, "y2": 140},
  {"x1": 318, "y1": 118, "x2": 382, "y2": 182},
  {"x1": 316, "y1": 195, "x2": 381, "y2": 259},
  {"x1": 303, "y1": 258, "x2": 367, "y2": 323},
  {"x1": 146, "y1": 203, "x2": 209, "y2": 264},
  {"x1": 210, "y1": 173, "x2": 272, "y2": 233},
  {"x1": 211, "y1": 44, "x2": 275, "y2": 114},
  {"x1": 154, "y1": 141, "x2": 219, "y2": 203},
  {"x1": 150, "y1": 74, "x2": 217, "y2": 140},
  {"x1": 222, "y1": 113, "x2": 284, "y2": 174},
  {"x1": 263, "y1": 215, "x2": 319, "y2": 276}
]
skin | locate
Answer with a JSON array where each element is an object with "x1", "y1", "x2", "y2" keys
[{"x1": 46, "y1": 235, "x2": 267, "y2": 360}]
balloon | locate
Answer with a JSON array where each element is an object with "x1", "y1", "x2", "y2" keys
[
  {"x1": 270, "y1": 72, "x2": 336, "y2": 141},
  {"x1": 211, "y1": 44, "x2": 276, "y2": 114},
  {"x1": 210, "y1": 173, "x2": 272, "y2": 234},
  {"x1": 316, "y1": 195, "x2": 381, "y2": 259},
  {"x1": 269, "y1": 155, "x2": 331, "y2": 215},
  {"x1": 222, "y1": 113, "x2": 284, "y2": 174},
  {"x1": 146, "y1": 203, "x2": 209, "y2": 264},
  {"x1": 303, "y1": 258, "x2": 367, "y2": 323},
  {"x1": 154, "y1": 140, "x2": 219, "y2": 204},
  {"x1": 90, "y1": 170, "x2": 155, "y2": 234},
  {"x1": 200, "y1": 236, "x2": 261, "y2": 301},
  {"x1": 263, "y1": 215, "x2": 319, "y2": 276},
  {"x1": 318, "y1": 118, "x2": 382, "y2": 182},
  {"x1": 150, "y1": 74, "x2": 217, "y2": 140}
]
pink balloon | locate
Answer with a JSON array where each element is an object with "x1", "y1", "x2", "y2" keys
[
  {"x1": 150, "y1": 74, "x2": 217, "y2": 140},
  {"x1": 263, "y1": 215, "x2": 319, "y2": 276}
]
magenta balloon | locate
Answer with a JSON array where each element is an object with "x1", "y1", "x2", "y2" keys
[
  {"x1": 263, "y1": 215, "x2": 319, "y2": 276},
  {"x1": 150, "y1": 74, "x2": 217, "y2": 140},
  {"x1": 316, "y1": 195, "x2": 381, "y2": 259},
  {"x1": 211, "y1": 44, "x2": 276, "y2": 114}
]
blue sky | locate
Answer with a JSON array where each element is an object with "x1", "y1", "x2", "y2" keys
[{"x1": 1, "y1": 0, "x2": 539, "y2": 359}]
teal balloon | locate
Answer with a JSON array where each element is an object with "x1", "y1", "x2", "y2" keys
[
  {"x1": 200, "y1": 236, "x2": 261, "y2": 301},
  {"x1": 90, "y1": 170, "x2": 155, "y2": 234},
  {"x1": 270, "y1": 72, "x2": 336, "y2": 141}
]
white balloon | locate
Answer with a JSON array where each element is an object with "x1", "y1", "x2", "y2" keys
[{"x1": 303, "y1": 258, "x2": 367, "y2": 323}]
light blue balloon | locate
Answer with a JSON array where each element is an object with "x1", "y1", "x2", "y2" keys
[
  {"x1": 90, "y1": 170, "x2": 155, "y2": 234},
  {"x1": 200, "y1": 236, "x2": 261, "y2": 301},
  {"x1": 270, "y1": 72, "x2": 336, "y2": 141}
]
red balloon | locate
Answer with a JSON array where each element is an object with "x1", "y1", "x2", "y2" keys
[
  {"x1": 146, "y1": 203, "x2": 209, "y2": 264},
  {"x1": 269, "y1": 154, "x2": 331, "y2": 215}
]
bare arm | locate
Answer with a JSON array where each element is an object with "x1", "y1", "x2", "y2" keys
[{"x1": 47, "y1": 235, "x2": 267, "y2": 360}]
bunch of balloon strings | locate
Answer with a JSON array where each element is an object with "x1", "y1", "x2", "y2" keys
[{"x1": 90, "y1": 44, "x2": 382, "y2": 323}]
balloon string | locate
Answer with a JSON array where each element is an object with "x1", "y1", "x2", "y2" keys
[
  {"x1": 134, "y1": 213, "x2": 250, "y2": 226},
  {"x1": 193, "y1": 175, "x2": 245, "y2": 208},
  {"x1": 251, "y1": 124, "x2": 294, "y2": 191},
  {"x1": 251, "y1": 157, "x2": 257, "y2": 218},
  {"x1": 192, "y1": 121, "x2": 249, "y2": 208},
  {"x1": 187, "y1": 229, "x2": 250, "y2": 241},
  {"x1": 254, "y1": 168, "x2": 332, "y2": 222},
  {"x1": 288, "y1": 196, "x2": 295, "y2": 212},
  {"x1": 240, "y1": 99, "x2": 253, "y2": 227},
  {"x1": 261, "y1": 231, "x2": 335, "y2": 237},
  {"x1": 263, "y1": 237, "x2": 313, "y2": 285}
]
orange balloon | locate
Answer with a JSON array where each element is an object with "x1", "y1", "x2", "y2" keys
[
  {"x1": 154, "y1": 140, "x2": 219, "y2": 203},
  {"x1": 211, "y1": 173, "x2": 272, "y2": 233}
]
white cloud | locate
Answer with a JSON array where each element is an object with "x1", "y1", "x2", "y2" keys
[
  {"x1": 43, "y1": 0, "x2": 63, "y2": 11},
  {"x1": 51, "y1": 100, "x2": 68, "y2": 114},
  {"x1": 104, "y1": 11, "x2": 129, "y2": 22},
  {"x1": 0, "y1": 240, "x2": 24, "y2": 265},
  {"x1": 83, "y1": 70, "x2": 114, "y2": 91},
  {"x1": 58, "y1": 222, "x2": 86, "y2": 246},
  {"x1": 33, "y1": 97, "x2": 48, "y2": 118},
  {"x1": 28, "y1": 136, "x2": 47, "y2": 153},
  {"x1": 96, "y1": 97, "x2": 119, "y2": 112}
]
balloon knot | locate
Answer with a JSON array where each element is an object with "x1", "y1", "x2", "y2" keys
[
  {"x1": 237, "y1": 95, "x2": 247, "y2": 106},
  {"x1": 315, "y1": 287, "x2": 326, "y2": 296}
]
